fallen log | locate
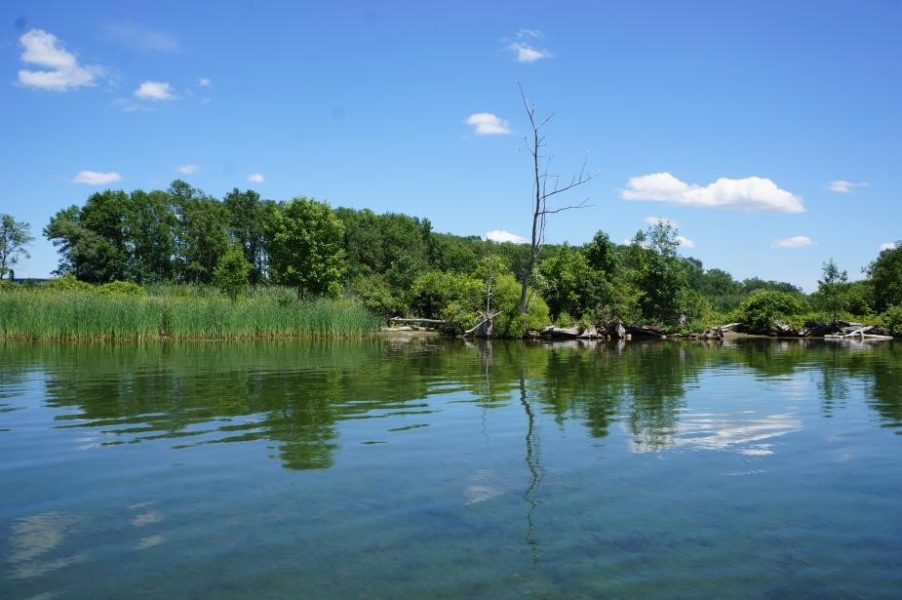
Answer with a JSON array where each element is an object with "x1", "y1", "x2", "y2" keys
[
  {"x1": 390, "y1": 317, "x2": 450, "y2": 325},
  {"x1": 628, "y1": 324, "x2": 666, "y2": 339},
  {"x1": 462, "y1": 311, "x2": 502, "y2": 337}
]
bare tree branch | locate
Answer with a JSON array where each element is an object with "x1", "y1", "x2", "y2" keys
[{"x1": 516, "y1": 81, "x2": 598, "y2": 314}]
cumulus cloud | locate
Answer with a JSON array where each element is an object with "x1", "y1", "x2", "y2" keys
[
  {"x1": 676, "y1": 235, "x2": 696, "y2": 249},
  {"x1": 485, "y1": 230, "x2": 528, "y2": 244},
  {"x1": 772, "y1": 236, "x2": 813, "y2": 249},
  {"x1": 621, "y1": 172, "x2": 804, "y2": 213},
  {"x1": 134, "y1": 81, "x2": 177, "y2": 101},
  {"x1": 177, "y1": 164, "x2": 199, "y2": 175},
  {"x1": 879, "y1": 242, "x2": 900, "y2": 251},
  {"x1": 100, "y1": 22, "x2": 178, "y2": 52},
  {"x1": 248, "y1": 173, "x2": 265, "y2": 183},
  {"x1": 507, "y1": 42, "x2": 553, "y2": 63},
  {"x1": 828, "y1": 180, "x2": 868, "y2": 193},
  {"x1": 505, "y1": 29, "x2": 552, "y2": 63},
  {"x1": 73, "y1": 170, "x2": 122, "y2": 185},
  {"x1": 465, "y1": 112, "x2": 511, "y2": 135},
  {"x1": 17, "y1": 29, "x2": 104, "y2": 91}
]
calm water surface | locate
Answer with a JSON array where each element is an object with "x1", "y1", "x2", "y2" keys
[{"x1": 1, "y1": 337, "x2": 901, "y2": 598}]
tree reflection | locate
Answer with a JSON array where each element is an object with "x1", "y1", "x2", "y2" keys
[{"x1": 4, "y1": 337, "x2": 902, "y2": 476}]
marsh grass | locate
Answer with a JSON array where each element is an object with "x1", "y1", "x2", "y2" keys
[{"x1": 0, "y1": 286, "x2": 380, "y2": 342}]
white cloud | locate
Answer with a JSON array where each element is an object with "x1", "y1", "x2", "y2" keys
[
  {"x1": 17, "y1": 29, "x2": 103, "y2": 91},
  {"x1": 73, "y1": 170, "x2": 122, "y2": 185},
  {"x1": 879, "y1": 242, "x2": 900, "y2": 251},
  {"x1": 100, "y1": 22, "x2": 178, "y2": 52},
  {"x1": 772, "y1": 236, "x2": 813, "y2": 249},
  {"x1": 177, "y1": 164, "x2": 199, "y2": 175},
  {"x1": 507, "y1": 42, "x2": 553, "y2": 63},
  {"x1": 248, "y1": 173, "x2": 265, "y2": 183},
  {"x1": 134, "y1": 81, "x2": 177, "y2": 101},
  {"x1": 622, "y1": 172, "x2": 804, "y2": 213},
  {"x1": 198, "y1": 77, "x2": 212, "y2": 87},
  {"x1": 516, "y1": 29, "x2": 542, "y2": 39},
  {"x1": 828, "y1": 180, "x2": 868, "y2": 193},
  {"x1": 465, "y1": 112, "x2": 512, "y2": 136},
  {"x1": 676, "y1": 235, "x2": 696, "y2": 249},
  {"x1": 485, "y1": 230, "x2": 528, "y2": 244}
]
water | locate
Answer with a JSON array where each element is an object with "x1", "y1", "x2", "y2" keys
[{"x1": 1, "y1": 337, "x2": 901, "y2": 598}]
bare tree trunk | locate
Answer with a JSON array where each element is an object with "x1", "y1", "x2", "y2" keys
[{"x1": 516, "y1": 82, "x2": 597, "y2": 314}]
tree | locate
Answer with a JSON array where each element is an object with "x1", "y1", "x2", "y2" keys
[
  {"x1": 0, "y1": 214, "x2": 34, "y2": 280},
  {"x1": 127, "y1": 189, "x2": 177, "y2": 283},
  {"x1": 223, "y1": 188, "x2": 269, "y2": 283},
  {"x1": 517, "y1": 83, "x2": 596, "y2": 313},
  {"x1": 866, "y1": 242, "x2": 902, "y2": 313},
  {"x1": 635, "y1": 222, "x2": 687, "y2": 324},
  {"x1": 44, "y1": 191, "x2": 131, "y2": 283},
  {"x1": 267, "y1": 197, "x2": 345, "y2": 298},
  {"x1": 817, "y1": 258, "x2": 848, "y2": 321},
  {"x1": 213, "y1": 246, "x2": 252, "y2": 301}
]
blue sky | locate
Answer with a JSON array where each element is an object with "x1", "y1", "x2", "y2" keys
[{"x1": 2, "y1": 0, "x2": 899, "y2": 291}]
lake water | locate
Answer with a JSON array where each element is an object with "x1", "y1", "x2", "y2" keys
[{"x1": 2, "y1": 337, "x2": 901, "y2": 598}]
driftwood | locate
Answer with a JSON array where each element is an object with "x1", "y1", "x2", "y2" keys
[
  {"x1": 628, "y1": 324, "x2": 666, "y2": 339},
  {"x1": 462, "y1": 311, "x2": 502, "y2": 337},
  {"x1": 608, "y1": 319, "x2": 626, "y2": 340},
  {"x1": 390, "y1": 317, "x2": 450, "y2": 325}
]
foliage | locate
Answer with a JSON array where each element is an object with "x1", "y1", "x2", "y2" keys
[
  {"x1": 865, "y1": 243, "x2": 902, "y2": 313},
  {"x1": 351, "y1": 275, "x2": 406, "y2": 318},
  {"x1": 735, "y1": 289, "x2": 810, "y2": 332},
  {"x1": 0, "y1": 214, "x2": 34, "y2": 280},
  {"x1": 880, "y1": 305, "x2": 902, "y2": 336},
  {"x1": 43, "y1": 274, "x2": 93, "y2": 292},
  {"x1": 268, "y1": 197, "x2": 345, "y2": 298},
  {"x1": 817, "y1": 258, "x2": 848, "y2": 321},
  {"x1": 538, "y1": 245, "x2": 610, "y2": 322},
  {"x1": 223, "y1": 188, "x2": 270, "y2": 283},
  {"x1": 633, "y1": 222, "x2": 687, "y2": 325},
  {"x1": 213, "y1": 247, "x2": 252, "y2": 301}
]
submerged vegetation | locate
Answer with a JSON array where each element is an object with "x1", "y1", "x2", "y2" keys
[{"x1": 3, "y1": 180, "x2": 902, "y2": 340}]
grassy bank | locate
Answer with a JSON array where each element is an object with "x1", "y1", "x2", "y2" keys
[{"x1": 0, "y1": 285, "x2": 381, "y2": 342}]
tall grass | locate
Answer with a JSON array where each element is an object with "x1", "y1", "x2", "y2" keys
[{"x1": 0, "y1": 286, "x2": 381, "y2": 342}]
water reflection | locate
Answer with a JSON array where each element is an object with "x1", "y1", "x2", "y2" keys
[
  {"x1": 7, "y1": 511, "x2": 85, "y2": 580},
  {"x1": 1, "y1": 338, "x2": 901, "y2": 473}
]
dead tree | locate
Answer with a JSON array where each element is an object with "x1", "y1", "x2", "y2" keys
[{"x1": 517, "y1": 82, "x2": 597, "y2": 314}]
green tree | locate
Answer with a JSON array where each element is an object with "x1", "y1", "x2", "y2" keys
[
  {"x1": 538, "y1": 244, "x2": 609, "y2": 322},
  {"x1": 223, "y1": 188, "x2": 269, "y2": 283},
  {"x1": 171, "y1": 182, "x2": 230, "y2": 284},
  {"x1": 866, "y1": 242, "x2": 902, "y2": 313},
  {"x1": 44, "y1": 191, "x2": 131, "y2": 283},
  {"x1": 635, "y1": 222, "x2": 687, "y2": 324},
  {"x1": 127, "y1": 189, "x2": 177, "y2": 283},
  {"x1": 0, "y1": 214, "x2": 34, "y2": 280},
  {"x1": 268, "y1": 197, "x2": 345, "y2": 297},
  {"x1": 213, "y1": 246, "x2": 252, "y2": 301},
  {"x1": 737, "y1": 289, "x2": 809, "y2": 332},
  {"x1": 817, "y1": 258, "x2": 848, "y2": 321}
]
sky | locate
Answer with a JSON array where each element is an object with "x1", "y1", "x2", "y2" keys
[{"x1": 2, "y1": 0, "x2": 900, "y2": 291}]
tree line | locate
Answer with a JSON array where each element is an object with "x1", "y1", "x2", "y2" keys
[{"x1": 2, "y1": 180, "x2": 901, "y2": 335}]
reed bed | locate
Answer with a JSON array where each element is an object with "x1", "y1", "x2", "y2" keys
[{"x1": 0, "y1": 286, "x2": 381, "y2": 342}]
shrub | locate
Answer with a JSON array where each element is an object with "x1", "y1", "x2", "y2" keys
[
  {"x1": 736, "y1": 290, "x2": 809, "y2": 332},
  {"x1": 880, "y1": 305, "x2": 902, "y2": 336}
]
